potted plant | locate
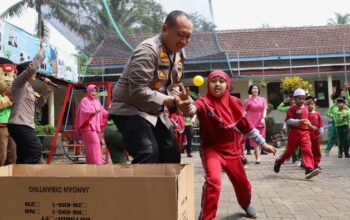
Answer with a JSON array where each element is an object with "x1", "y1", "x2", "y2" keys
[
  {"x1": 35, "y1": 125, "x2": 63, "y2": 155},
  {"x1": 259, "y1": 79, "x2": 268, "y2": 88},
  {"x1": 280, "y1": 76, "x2": 313, "y2": 96}
]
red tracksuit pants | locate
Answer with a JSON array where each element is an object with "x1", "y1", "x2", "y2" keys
[
  {"x1": 310, "y1": 131, "x2": 322, "y2": 168},
  {"x1": 278, "y1": 129, "x2": 315, "y2": 170},
  {"x1": 199, "y1": 148, "x2": 251, "y2": 220}
]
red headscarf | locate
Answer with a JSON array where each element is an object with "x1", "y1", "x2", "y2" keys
[{"x1": 199, "y1": 70, "x2": 245, "y2": 129}]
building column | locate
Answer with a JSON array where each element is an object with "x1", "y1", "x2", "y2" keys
[
  {"x1": 48, "y1": 90, "x2": 55, "y2": 126},
  {"x1": 327, "y1": 75, "x2": 333, "y2": 107},
  {"x1": 248, "y1": 78, "x2": 253, "y2": 86}
]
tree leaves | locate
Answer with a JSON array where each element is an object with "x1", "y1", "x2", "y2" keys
[{"x1": 327, "y1": 12, "x2": 350, "y2": 25}]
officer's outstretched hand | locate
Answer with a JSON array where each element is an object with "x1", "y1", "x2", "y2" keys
[
  {"x1": 175, "y1": 84, "x2": 192, "y2": 116},
  {"x1": 175, "y1": 96, "x2": 192, "y2": 116},
  {"x1": 177, "y1": 83, "x2": 190, "y2": 101}
]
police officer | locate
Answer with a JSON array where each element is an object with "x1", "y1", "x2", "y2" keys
[{"x1": 109, "y1": 10, "x2": 193, "y2": 163}]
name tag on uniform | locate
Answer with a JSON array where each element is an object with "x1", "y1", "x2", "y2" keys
[{"x1": 158, "y1": 64, "x2": 169, "y2": 70}]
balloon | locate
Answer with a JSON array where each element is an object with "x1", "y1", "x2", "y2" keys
[{"x1": 193, "y1": 75, "x2": 204, "y2": 87}]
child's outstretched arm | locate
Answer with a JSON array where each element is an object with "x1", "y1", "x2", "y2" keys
[
  {"x1": 246, "y1": 128, "x2": 276, "y2": 155},
  {"x1": 286, "y1": 118, "x2": 303, "y2": 125},
  {"x1": 236, "y1": 117, "x2": 276, "y2": 155}
]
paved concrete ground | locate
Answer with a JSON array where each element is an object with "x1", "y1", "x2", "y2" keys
[
  {"x1": 181, "y1": 147, "x2": 350, "y2": 220},
  {"x1": 50, "y1": 146, "x2": 350, "y2": 220}
]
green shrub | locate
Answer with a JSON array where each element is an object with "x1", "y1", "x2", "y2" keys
[
  {"x1": 267, "y1": 103, "x2": 274, "y2": 114},
  {"x1": 265, "y1": 117, "x2": 277, "y2": 143},
  {"x1": 35, "y1": 125, "x2": 55, "y2": 135}
]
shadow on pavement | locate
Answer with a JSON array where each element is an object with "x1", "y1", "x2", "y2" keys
[{"x1": 218, "y1": 212, "x2": 247, "y2": 220}]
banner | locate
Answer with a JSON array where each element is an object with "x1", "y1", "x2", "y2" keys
[
  {"x1": 0, "y1": 20, "x2": 4, "y2": 57},
  {"x1": 56, "y1": 47, "x2": 78, "y2": 83},
  {"x1": 0, "y1": 20, "x2": 78, "y2": 82},
  {"x1": 2, "y1": 21, "x2": 52, "y2": 73}
]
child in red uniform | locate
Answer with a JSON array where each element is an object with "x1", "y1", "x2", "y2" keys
[
  {"x1": 232, "y1": 95, "x2": 249, "y2": 166},
  {"x1": 274, "y1": 88, "x2": 320, "y2": 179},
  {"x1": 188, "y1": 70, "x2": 276, "y2": 219},
  {"x1": 305, "y1": 96, "x2": 324, "y2": 169},
  {"x1": 169, "y1": 111, "x2": 185, "y2": 150}
]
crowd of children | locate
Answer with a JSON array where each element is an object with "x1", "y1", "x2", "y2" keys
[
  {"x1": 273, "y1": 89, "x2": 321, "y2": 179},
  {"x1": 272, "y1": 85, "x2": 350, "y2": 176}
]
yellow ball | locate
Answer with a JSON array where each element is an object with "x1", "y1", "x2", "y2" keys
[{"x1": 193, "y1": 75, "x2": 204, "y2": 87}]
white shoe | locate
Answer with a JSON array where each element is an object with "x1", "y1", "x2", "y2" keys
[{"x1": 244, "y1": 205, "x2": 257, "y2": 219}]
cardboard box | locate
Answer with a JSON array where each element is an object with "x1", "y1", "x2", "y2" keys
[{"x1": 0, "y1": 164, "x2": 194, "y2": 220}]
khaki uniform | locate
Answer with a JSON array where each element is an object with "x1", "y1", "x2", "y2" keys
[
  {"x1": 8, "y1": 53, "x2": 49, "y2": 164},
  {"x1": 9, "y1": 54, "x2": 50, "y2": 129},
  {"x1": 110, "y1": 35, "x2": 184, "y2": 128}
]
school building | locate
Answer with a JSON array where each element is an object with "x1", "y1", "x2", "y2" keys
[{"x1": 85, "y1": 24, "x2": 350, "y2": 123}]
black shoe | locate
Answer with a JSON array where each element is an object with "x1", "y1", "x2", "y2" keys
[
  {"x1": 305, "y1": 168, "x2": 320, "y2": 179},
  {"x1": 247, "y1": 151, "x2": 251, "y2": 155},
  {"x1": 242, "y1": 158, "x2": 249, "y2": 165},
  {"x1": 187, "y1": 153, "x2": 193, "y2": 158},
  {"x1": 338, "y1": 154, "x2": 343, "y2": 158},
  {"x1": 274, "y1": 159, "x2": 281, "y2": 173},
  {"x1": 345, "y1": 154, "x2": 350, "y2": 158}
]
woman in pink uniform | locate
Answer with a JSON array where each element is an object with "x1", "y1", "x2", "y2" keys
[
  {"x1": 244, "y1": 85, "x2": 267, "y2": 164},
  {"x1": 75, "y1": 84, "x2": 109, "y2": 164}
]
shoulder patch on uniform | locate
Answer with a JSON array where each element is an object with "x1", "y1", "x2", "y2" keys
[
  {"x1": 158, "y1": 70, "x2": 168, "y2": 79},
  {"x1": 153, "y1": 80, "x2": 163, "y2": 90},
  {"x1": 160, "y1": 51, "x2": 170, "y2": 63}
]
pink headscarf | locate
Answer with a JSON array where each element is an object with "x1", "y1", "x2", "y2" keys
[
  {"x1": 199, "y1": 70, "x2": 244, "y2": 129},
  {"x1": 74, "y1": 85, "x2": 108, "y2": 132}
]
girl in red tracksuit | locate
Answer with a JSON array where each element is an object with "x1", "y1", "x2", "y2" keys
[
  {"x1": 305, "y1": 96, "x2": 324, "y2": 169},
  {"x1": 189, "y1": 70, "x2": 276, "y2": 220}
]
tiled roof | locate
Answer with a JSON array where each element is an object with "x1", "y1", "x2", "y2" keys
[
  {"x1": 88, "y1": 34, "x2": 153, "y2": 66},
  {"x1": 89, "y1": 24, "x2": 350, "y2": 66},
  {"x1": 218, "y1": 25, "x2": 350, "y2": 58}
]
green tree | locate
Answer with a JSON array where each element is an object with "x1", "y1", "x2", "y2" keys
[
  {"x1": 94, "y1": 0, "x2": 166, "y2": 37},
  {"x1": 0, "y1": 0, "x2": 91, "y2": 40},
  {"x1": 327, "y1": 12, "x2": 350, "y2": 25},
  {"x1": 132, "y1": 0, "x2": 167, "y2": 34},
  {"x1": 189, "y1": 12, "x2": 216, "y2": 32}
]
